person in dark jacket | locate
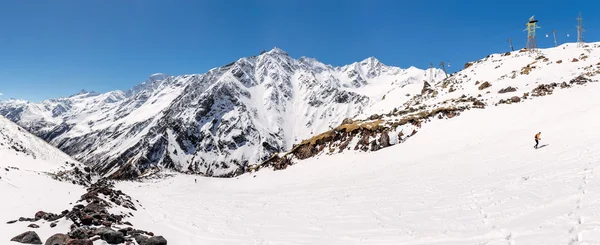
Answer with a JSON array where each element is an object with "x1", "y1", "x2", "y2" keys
[{"x1": 534, "y1": 132, "x2": 541, "y2": 149}]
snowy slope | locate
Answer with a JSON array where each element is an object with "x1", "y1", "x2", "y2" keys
[
  {"x1": 0, "y1": 115, "x2": 154, "y2": 244},
  {"x1": 0, "y1": 167, "x2": 84, "y2": 244},
  {"x1": 0, "y1": 116, "x2": 81, "y2": 172},
  {"x1": 117, "y1": 80, "x2": 600, "y2": 245},
  {"x1": 0, "y1": 48, "x2": 443, "y2": 178},
  {"x1": 257, "y1": 42, "x2": 600, "y2": 172},
  {"x1": 0, "y1": 115, "x2": 88, "y2": 243},
  {"x1": 419, "y1": 42, "x2": 600, "y2": 108}
]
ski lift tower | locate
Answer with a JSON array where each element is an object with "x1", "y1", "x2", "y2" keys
[
  {"x1": 577, "y1": 12, "x2": 585, "y2": 48},
  {"x1": 524, "y1": 16, "x2": 540, "y2": 53}
]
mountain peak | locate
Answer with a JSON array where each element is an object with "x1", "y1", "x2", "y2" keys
[
  {"x1": 264, "y1": 47, "x2": 289, "y2": 56},
  {"x1": 70, "y1": 89, "x2": 98, "y2": 97},
  {"x1": 360, "y1": 56, "x2": 382, "y2": 66}
]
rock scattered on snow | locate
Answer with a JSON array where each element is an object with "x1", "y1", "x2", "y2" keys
[{"x1": 8, "y1": 179, "x2": 168, "y2": 245}]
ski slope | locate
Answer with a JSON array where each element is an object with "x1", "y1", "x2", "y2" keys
[{"x1": 117, "y1": 81, "x2": 600, "y2": 245}]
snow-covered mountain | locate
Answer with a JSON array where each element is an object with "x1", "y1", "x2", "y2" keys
[
  {"x1": 258, "y1": 42, "x2": 600, "y2": 171},
  {"x1": 0, "y1": 48, "x2": 444, "y2": 178}
]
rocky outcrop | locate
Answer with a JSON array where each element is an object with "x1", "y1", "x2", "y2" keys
[{"x1": 258, "y1": 106, "x2": 468, "y2": 171}]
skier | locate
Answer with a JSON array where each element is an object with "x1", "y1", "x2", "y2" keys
[{"x1": 534, "y1": 132, "x2": 541, "y2": 149}]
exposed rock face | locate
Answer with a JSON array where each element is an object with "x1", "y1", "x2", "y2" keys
[{"x1": 259, "y1": 106, "x2": 468, "y2": 171}]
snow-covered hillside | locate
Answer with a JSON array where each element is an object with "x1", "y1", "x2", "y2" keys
[
  {"x1": 0, "y1": 115, "x2": 82, "y2": 173},
  {"x1": 258, "y1": 43, "x2": 600, "y2": 171},
  {"x1": 0, "y1": 48, "x2": 444, "y2": 178},
  {"x1": 0, "y1": 115, "x2": 168, "y2": 244},
  {"x1": 116, "y1": 80, "x2": 600, "y2": 245}
]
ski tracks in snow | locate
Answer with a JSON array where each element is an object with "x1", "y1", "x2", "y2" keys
[{"x1": 567, "y1": 147, "x2": 600, "y2": 245}]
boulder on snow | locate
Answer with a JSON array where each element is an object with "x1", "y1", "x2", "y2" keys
[
  {"x1": 478, "y1": 82, "x2": 491, "y2": 90},
  {"x1": 135, "y1": 235, "x2": 168, "y2": 245},
  {"x1": 464, "y1": 62, "x2": 474, "y2": 69},
  {"x1": 68, "y1": 227, "x2": 89, "y2": 239},
  {"x1": 28, "y1": 224, "x2": 40, "y2": 228},
  {"x1": 100, "y1": 229, "x2": 125, "y2": 244},
  {"x1": 498, "y1": 86, "x2": 517, "y2": 94},
  {"x1": 511, "y1": 96, "x2": 521, "y2": 103},
  {"x1": 11, "y1": 231, "x2": 42, "y2": 244},
  {"x1": 143, "y1": 236, "x2": 168, "y2": 245},
  {"x1": 34, "y1": 211, "x2": 47, "y2": 221},
  {"x1": 80, "y1": 215, "x2": 92, "y2": 226},
  {"x1": 44, "y1": 233, "x2": 68, "y2": 245},
  {"x1": 93, "y1": 227, "x2": 115, "y2": 237},
  {"x1": 134, "y1": 235, "x2": 149, "y2": 245},
  {"x1": 7, "y1": 220, "x2": 18, "y2": 224}
]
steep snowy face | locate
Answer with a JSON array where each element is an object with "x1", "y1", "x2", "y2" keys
[
  {"x1": 88, "y1": 48, "x2": 441, "y2": 178},
  {"x1": 0, "y1": 48, "x2": 442, "y2": 178}
]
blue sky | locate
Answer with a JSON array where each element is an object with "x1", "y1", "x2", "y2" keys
[{"x1": 0, "y1": 0, "x2": 598, "y2": 101}]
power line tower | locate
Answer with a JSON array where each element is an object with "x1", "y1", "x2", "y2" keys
[
  {"x1": 439, "y1": 62, "x2": 448, "y2": 78},
  {"x1": 429, "y1": 62, "x2": 434, "y2": 84},
  {"x1": 577, "y1": 12, "x2": 585, "y2": 48},
  {"x1": 524, "y1": 15, "x2": 540, "y2": 53},
  {"x1": 507, "y1": 38, "x2": 514, "y2": 51},
  {"x1": 552, "y1": 30, "x2": 558, "y2": 47}
]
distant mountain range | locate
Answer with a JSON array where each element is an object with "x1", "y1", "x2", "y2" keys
[{"x1": 0, "y1": 48, "x2": 445, "y2": 178}]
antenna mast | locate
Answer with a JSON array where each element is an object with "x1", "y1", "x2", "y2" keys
[
  {"x1": 507, "y1": 38, "x2": 514, "y2": 51},
  {"x1": 577, "y1": 12, "x2": 585, "y2": 48},
  {"x1": 552, "y1": 30, "x2": 558, "y2": 47},
  {"x1": 524, "y1": 15, "x2": 540, "y2": 53}
]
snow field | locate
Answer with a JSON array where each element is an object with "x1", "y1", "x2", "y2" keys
[
  {"x1": 1, "y1": 161, "x2": 85, "y2": 244},
  {"x1": 115, "y1": 79, "x2": 600, "y2": 244}
]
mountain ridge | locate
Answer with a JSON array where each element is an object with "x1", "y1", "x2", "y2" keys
[{"x1": 0, "y1": 47, "x2": 444, "y2": 178}]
